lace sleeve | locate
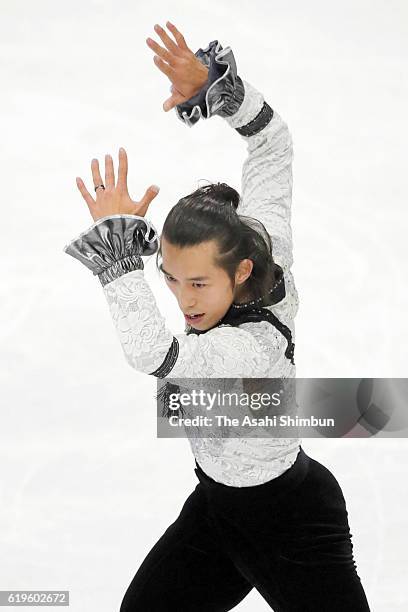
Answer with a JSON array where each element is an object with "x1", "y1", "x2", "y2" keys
[
  {"x1": 63, "y1": 214, "x2": 269, "y2": 378},
  {"x1": 174, "y1": 40, "x2": 295, "y2": 273},
  {"x1": 103, "y1": 269, "x2": 268, "y2": 378},
  {"x1": 225, "y1": 83, "x2": 295, "y2": 274}
]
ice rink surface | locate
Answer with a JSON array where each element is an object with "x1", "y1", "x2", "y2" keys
[{"x1": 1, "y1": 0, "x2": 407, "y2": 609}]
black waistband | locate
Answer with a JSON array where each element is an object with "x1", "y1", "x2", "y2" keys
[{"x1": 194, "y1": 446, "x2": 309, "y2": 495}]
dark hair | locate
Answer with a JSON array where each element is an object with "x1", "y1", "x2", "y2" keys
[{"x1": 155, "y1": 181, "x2": 279, "y2": 307}]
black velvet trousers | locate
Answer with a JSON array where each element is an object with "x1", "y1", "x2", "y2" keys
[{"x1": 120, "y1": 447, "x2": 371, "y2": 611}]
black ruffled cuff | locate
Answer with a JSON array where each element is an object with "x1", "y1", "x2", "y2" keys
[
  {"x1": 175, "y1": 40, "x2": 245, "y2": 127},
  {"x1": 63, "y1": 214, "x2": 158, "y2": 287}
]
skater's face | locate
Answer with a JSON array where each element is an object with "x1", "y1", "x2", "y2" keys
[{"x1": 160, "y1": 237, "x2": 253, "y2": 331}]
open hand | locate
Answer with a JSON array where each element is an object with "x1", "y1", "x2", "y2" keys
[
  {"x1": 75, "y1": 147, "x2": 160, "y2": 222},
  {"x1": 146, "y1": 21, "x2": 209, "y2": 112}
]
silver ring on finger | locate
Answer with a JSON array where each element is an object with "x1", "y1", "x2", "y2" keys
[{"x1": 95, "y1": 184, "x2": 105, "y2": 192}]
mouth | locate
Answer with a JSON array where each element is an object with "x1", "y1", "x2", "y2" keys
[{"x1": 184, "y1": 313, "x2": 205, "y2": 324}]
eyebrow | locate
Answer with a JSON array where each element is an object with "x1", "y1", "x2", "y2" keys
[{"x1": 159, "y1": 264, "x2": 210, "y2": 282}]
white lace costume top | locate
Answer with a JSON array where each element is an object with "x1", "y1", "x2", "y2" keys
[{"x1": 63, "y1": 42, "x2": 301, "y2": 487}]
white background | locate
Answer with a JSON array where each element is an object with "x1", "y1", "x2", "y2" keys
[{"x1": 1, "y1": 0, "x2": 407, "y2": 609}]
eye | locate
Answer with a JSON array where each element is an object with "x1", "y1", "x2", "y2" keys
[
  {"x1": 193, "y1": 283, "x2": 206, "y2": 289},
  {"x1": 165, "y1": 275, "x2": 176, "y2": 283}
]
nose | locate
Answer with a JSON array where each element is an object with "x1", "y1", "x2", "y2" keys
[{"x1": 178, "y1": 288, "x2": 197, "y2": 312}]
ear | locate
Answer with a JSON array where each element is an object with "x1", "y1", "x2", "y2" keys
[{"x1": 235, "y1": 258, "x2": 254, "y2": 285}]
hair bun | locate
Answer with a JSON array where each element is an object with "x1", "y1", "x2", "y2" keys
[
  {"x1": 215, "y1": 182, "x2": 240, "y2": 210},
  {"x1": 196, "y1": 181, "x2": 240, "y2": 210}
]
